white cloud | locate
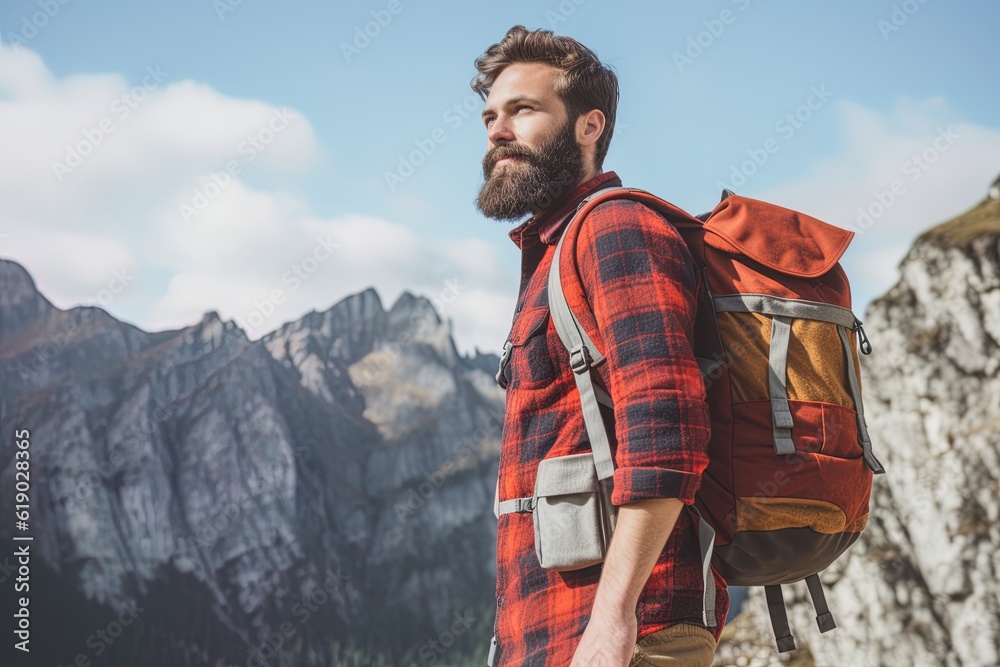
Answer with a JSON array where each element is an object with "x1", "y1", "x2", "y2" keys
[
  {"x1": 0, "y1": 43, "x2": 516, "y2": 356},
  {"x1": 0, "y1": 45, "x2": 319, "y2": 229},
  {"x1": 753, "y1": 97, "x2": 1000, "y2": 316},
  {"x1": 148, "y1": 181, "x2": 516, "y2": 354}
]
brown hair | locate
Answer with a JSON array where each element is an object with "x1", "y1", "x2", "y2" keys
[{"x1": 471, "y1": 25, "x2": 619, "y2": 170}]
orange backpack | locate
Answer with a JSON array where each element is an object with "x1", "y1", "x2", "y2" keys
[{"x1": 547, "y1": 187, "x2": 886, "y2": 652}]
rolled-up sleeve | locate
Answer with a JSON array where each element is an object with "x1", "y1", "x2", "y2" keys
[{"x1": 574, "y1": 199, "x2": 711, "y2": 506}]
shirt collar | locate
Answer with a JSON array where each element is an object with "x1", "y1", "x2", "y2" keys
[{"x1": 508, "y1": 171, "x2": 622, "y2": 250}]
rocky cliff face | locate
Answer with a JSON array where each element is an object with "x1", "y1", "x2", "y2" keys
[
  {"x1": 0, "y1": 260, "x2": 504, "y2": 666},
  {"x1": 714, "y1": 190, "x2": 1000, "y2": 666}
]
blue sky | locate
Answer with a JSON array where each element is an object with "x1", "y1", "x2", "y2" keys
[{"x1": 1, "y1": 0, "x2": 998, "y2": 355}]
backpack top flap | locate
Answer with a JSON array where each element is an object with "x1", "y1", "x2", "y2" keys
[{"x1": 703, "y1": 196, "x2": 855, "y2": 279}]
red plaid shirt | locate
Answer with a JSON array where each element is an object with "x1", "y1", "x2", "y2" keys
[{"x1": 493, "y1": 171, "x2": 728, "y2": 666}]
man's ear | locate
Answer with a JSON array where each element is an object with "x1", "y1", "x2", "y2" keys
[
  {"x1": 575, "y1": 109, "x2": 605, "y2": 149},
  {"x1": 576, "y1": 109, "x2": 606, "y2": 169}
]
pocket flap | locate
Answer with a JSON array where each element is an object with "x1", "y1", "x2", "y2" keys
[
  {"x1": 535, "y1": 453, "x2": 599, "y2": 497},
  {"x1": 704, "y1": 196, "x2": 854, "y2": 278},
  {"x1": 509, "y1": 306, "x2": 549, "y2": 346}
]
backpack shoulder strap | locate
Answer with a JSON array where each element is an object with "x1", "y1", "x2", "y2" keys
[
  {"x1": 547, "y1": 187, "x2": 719, "y2": 628},
  {"x1": 547, "y1": 195, "x2": 615, "y2": 481},
  {"x1": 546, "y1": 187, "x2": 702, "y2": 481}
]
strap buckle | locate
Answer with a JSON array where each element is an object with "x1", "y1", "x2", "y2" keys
[
  {"x1": 569, "y1": 345, "x2": 593, "y2": 374},
  {"x1": 514, "y1": 497, "x2": 535, "y2": 513},
  {"x1": 497, "y1": 496, "x2": 536, "y2": 516}
]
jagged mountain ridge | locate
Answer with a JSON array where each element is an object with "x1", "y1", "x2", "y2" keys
[{"x1": 0, "y1": 260, "x2": 504, "y2": 665}]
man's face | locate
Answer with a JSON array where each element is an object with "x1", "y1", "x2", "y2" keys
[{"x1": 476, "y1": 62, "x2": 585, "y2": 221}]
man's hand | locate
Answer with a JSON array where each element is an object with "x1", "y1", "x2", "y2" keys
[
  {"x1": 569, "y1": 497, "x2": 684, "y2": 667},
  {"x1": 568, "y1": 606, "x2": 637, "y2": 667}
]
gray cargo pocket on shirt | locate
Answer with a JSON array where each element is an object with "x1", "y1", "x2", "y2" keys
[{"x1": 533, "y1": 452, "x2": 612, "y2": 571}]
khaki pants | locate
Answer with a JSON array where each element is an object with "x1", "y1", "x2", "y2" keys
[{"x1": 629, "y1": 623, "x2": 717, "y2": 667}]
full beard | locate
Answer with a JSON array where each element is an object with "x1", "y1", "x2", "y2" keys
[{"x1": 475, "y1": 120, "x2": 585, "y2": 221}]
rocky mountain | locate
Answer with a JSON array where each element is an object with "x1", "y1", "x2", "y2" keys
[
  {"x1": 714, "y1": 182, "x2": 1000, "y2": 666},
  {"x1": 0, "y1": 261, "x2": 504, "y2": 666}
]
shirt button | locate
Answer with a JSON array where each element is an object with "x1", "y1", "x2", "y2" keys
[
  {"x1": 497, "y1": 596, "x2": 504, "y2": 607},
  {"x1": 516, "y1": 303, "x2": 523, "y2": 313}
]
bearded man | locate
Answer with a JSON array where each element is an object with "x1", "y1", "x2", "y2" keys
[{"x1": 473, "y1": 26, "x2": 729, "y2": 667}]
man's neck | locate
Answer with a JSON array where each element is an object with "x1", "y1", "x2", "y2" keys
[{"x1": 577, "y1": 167, "x2": 602, "y2": 188}]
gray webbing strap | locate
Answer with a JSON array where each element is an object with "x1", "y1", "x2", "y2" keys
[
  {"x1": 713, "y1": 293, "x2": 856, "y2": 328},
  {"x1": 581, "y1": 184, "x2": 630, "y2": 205},
  {"x1": 768, "y1": 316, "x2": 796, "y2": 455},
  {"x1": 547, "y1": 208, "x2": 615, "y2": 482},
  {"x1": 486, "y1": 634, "x2": 497, "y2": 666},
  {"x1": 764, "y1": 584, "x2": 797, "y2": 653},
  {"x1": 493, "y1": 477, "x2": 499, "y2": 519},
  {"x1": 689, "y1": 506, "x2": 718, "y2": 627},
  {"x1": 805, "y1": 573, "x2": 836, "y2": 633},
  {"x1": 496, "y1": 496, "x2": 535, "y2": 516},
  {"x1": 837, "y1": 325, "x2": 886, "y2": 474}
]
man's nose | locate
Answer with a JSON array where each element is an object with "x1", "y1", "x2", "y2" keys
[{"x1": 488, "y1": 115, "x2": 515, "y2": 145}]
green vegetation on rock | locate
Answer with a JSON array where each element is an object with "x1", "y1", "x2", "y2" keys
[{"x1": 916, "y1": 195, "x2": 1000, "y2": 249}]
